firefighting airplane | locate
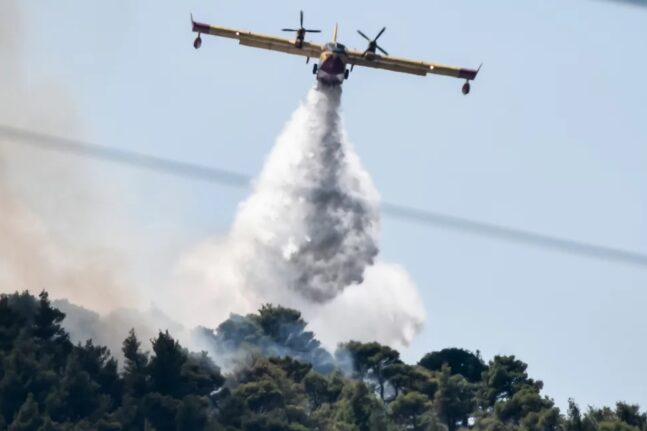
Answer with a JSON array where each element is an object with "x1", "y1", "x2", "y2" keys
[{"x1": 191, "y1": 11, "x2": 481, "y2": 94}]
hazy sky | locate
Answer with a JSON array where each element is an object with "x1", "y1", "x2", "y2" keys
[{"x1": 4, "y1": 0, "x2": 647, "y2": 409}]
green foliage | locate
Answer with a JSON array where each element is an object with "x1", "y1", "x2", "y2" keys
[
  {"x1": 615, "y1": 403, "x2": 647, "y2": 430},
  {"x1": 208, "y1": 304, "x2": 335, "y2": 373},
  {"x1": 383, "y1": 363, "x2": 439, "y2": 402},
  {"x1": 0, "y1": 296, "x2": 23, "y2": 352},
  {"x1": 0, "y1": 291, "x2": 645, "y2": 431},
  {"x1": 122, "y1": 329, "x2": 149, "y2": 398},
  {"x1": 494, "y1": 385, "x2": 552, "y2": 423},
  {"x1": 390, "y1": 391, "x2": 433, "y2": 430},
  {"x1": 304, "y1": 371, "x2": 331, "y2": 408},
  {"x1": 419, "y1": 348, "x2": 487, "y2": 383},
  {"x1": 337, "y1": 341, "x2": 401, "y2": 402},
  {"x1": 562, "y1": 402, "x2": 647, "y2": 431},
  {"x1": 481, "y1": 355, "x2": 543, "y2": 406},
  {"x1": 46, "y1": 350, "x2": 105, "y2": 422},
  {"x1": 33, "y1": 291, "x2": 68, "y2": 343},
  {"x1": 142, "y1": 392, "x2": 181, "y2": 430},
  {"x1": 434, "y1": 365, "x2": 475, "y2": 431},
  {"x1": 176, "y1": 395, "x2": 211, "y2": 430},
  {"x1": 221, "y1": 358, "x2": 310, "y2": 426},
  {"x1": 9, "y1": 393, "x2": 43, "y2": 431},
  {"x1": 268, "y1": 356, "x2": 312, "y2": 382},
  {"x1": 148, "y1": 330, "x2": 187, "y2": 397},
  {"x1": 333, "y1": 380, "x2": 390, "y2": 431}
]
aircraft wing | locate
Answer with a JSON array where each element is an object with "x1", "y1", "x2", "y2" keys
[
  {"x1": 346, "y1": 48, "x2": 480, "y2": 81},
  {"x1": 192, "y1": 19, "x2": 323, "y2": 59}
]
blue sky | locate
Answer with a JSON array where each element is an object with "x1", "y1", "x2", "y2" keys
[{"x1": 8, "y1": 0, "x2": 647, "y2": 409}]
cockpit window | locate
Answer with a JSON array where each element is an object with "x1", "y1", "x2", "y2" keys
[{"x1": 325, "y1": 42, "x2": 347, "y2": 54}]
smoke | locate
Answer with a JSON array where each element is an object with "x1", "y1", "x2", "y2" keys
[
  {"x1": 0, "y1": 0, "x2": 135, "y2": 315},
  {"x1": 171, "y1": 84, "x2": 426, "y2": 350},
  {"x1": 53, "y1": 299, "x2": 188, "y2": 362},
  {"x1": 1, "y1": 1, "x2": 425, "y2": 354}
]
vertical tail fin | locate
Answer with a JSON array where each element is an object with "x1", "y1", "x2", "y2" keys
[{"x1": 332, "y1": 23, "x2": 338, "y2": 43}]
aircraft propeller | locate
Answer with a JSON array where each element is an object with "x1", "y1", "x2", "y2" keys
[
  {"x1": 357, "y1": 27, "x2": 389, "y2": 56},
  {"x1": 282, "y1": 11, "x2": 321, "y2": 36}
]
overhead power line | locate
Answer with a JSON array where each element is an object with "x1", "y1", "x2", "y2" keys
[
  {"x1": 1, "y1": 124, "x2": 646, "y2": 268},
  {"x1": 0, "y1": 126, "x2": 249, "y2": 188},
  {"x1": 381, "y1": 203, "x2": 647, "y2": 267}
]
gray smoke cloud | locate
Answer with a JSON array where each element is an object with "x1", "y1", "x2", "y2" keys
[
  {"x1": 0, "y1": 0, "x2": 135, "y2": 315},
  {"x1": 171, "y1": 85, "x2": 426, "y2": 350}
]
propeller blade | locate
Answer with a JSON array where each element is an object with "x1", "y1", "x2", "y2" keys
[
  {"x1": 282, "y1": 29, "x2": 299, "y2": 32},
  {"x1": 304, "y1": 29, "x2": 321, "y2": 33},
  {"x1": 300, "y1": 10, "x2": 304, "y2": 27},
  {"x1": 377, "y1": 45, "x2": 389, "y2": 56},
  {"x1": 357, "y1": 30, "x2": 371, "y2": 41},
  {"x1": 375, "y1": 26, "x2": 387, "y2": 40}
]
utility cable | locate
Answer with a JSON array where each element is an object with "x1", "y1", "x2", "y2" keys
[{"x1": 1, "y1": 124, "x2": 646, "y2": 268}]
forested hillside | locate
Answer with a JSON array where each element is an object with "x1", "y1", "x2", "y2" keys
[{"x1": 0, "y1": 291, "x2": 644, "y2": 431}]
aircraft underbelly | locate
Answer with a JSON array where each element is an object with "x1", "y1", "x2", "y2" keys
[
  {"x1": 320, "y1": 56, "x2": 345, "y2": 74},
  {"x1": 317, "y1": 55, "x2": 345, "y2": 85}
]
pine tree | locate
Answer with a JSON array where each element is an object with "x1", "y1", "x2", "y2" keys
[
  {"x1": 123, "y1": 329, "x2": 149, "y2": 398},
  {"x1": 435, "y1": 364, "x2": 475, "y2": 431},
  {"x1": 32, "y1": 291, "x2": 71, "y2": 370},
  {"x1": 148, "y1": 331, "x2": 186, "y2": 397},
  {"x1": 33, "y1": 291, "x2": 67, "y2": 343},
  {"x1": 9, "y1": 393, "x2": 43, "y2": 431},
  {"x1": 0, "y1": 296, "x2": 22, "y2": 352}
]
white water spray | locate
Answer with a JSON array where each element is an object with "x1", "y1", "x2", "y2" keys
[{"x1": 173, "y1": 84, "x2": 426, "y2": 349}]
